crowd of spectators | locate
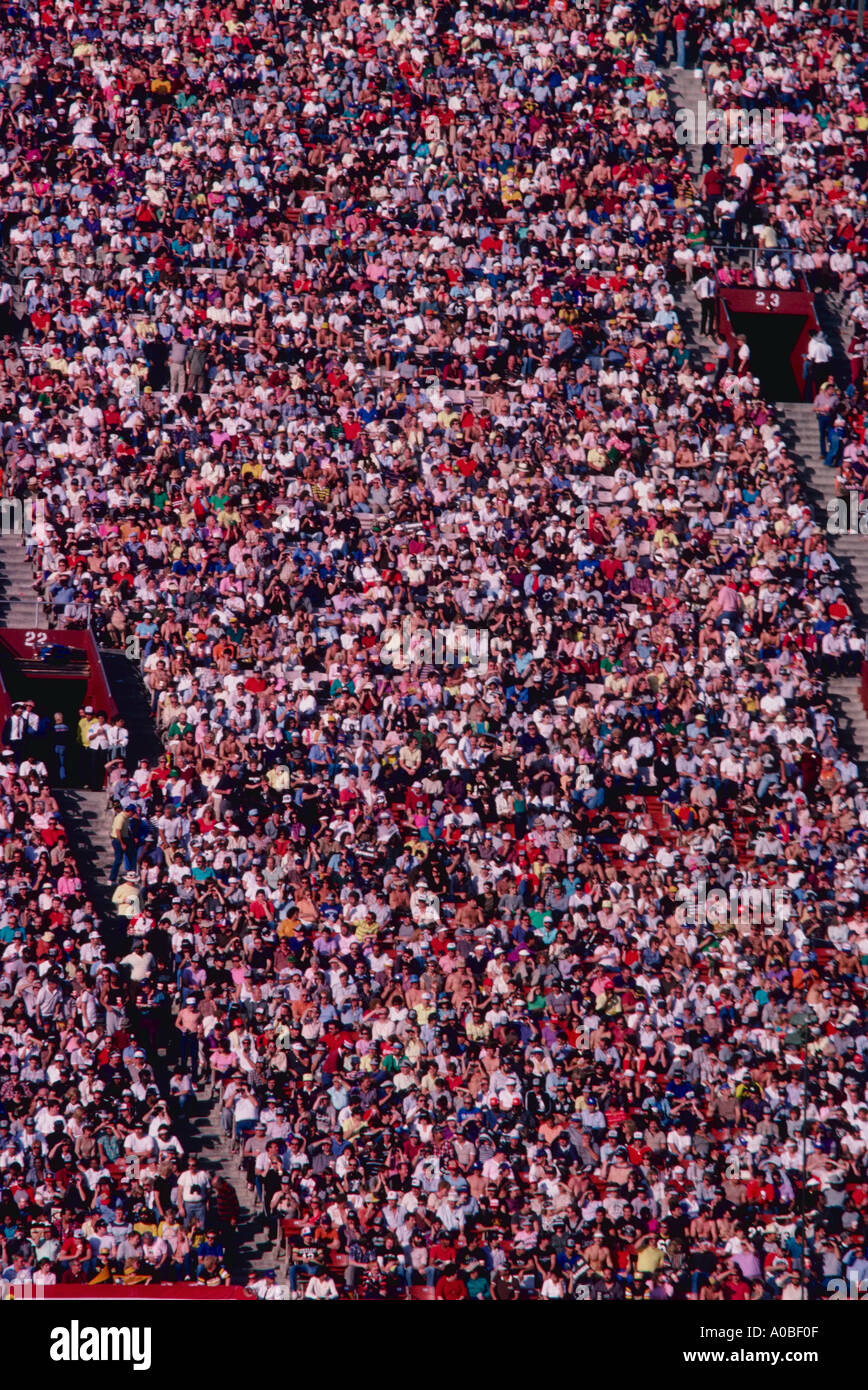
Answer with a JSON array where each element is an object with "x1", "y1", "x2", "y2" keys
[
  {"x1": 679, "y1": 3, "x2": 868, "y2": 484},
  {"x1": 0, "y1": 734, "x2": 242, "y2": 1291},
  {"x1": 0, "y1": 0, "x2": 866, "y2": 1301}
]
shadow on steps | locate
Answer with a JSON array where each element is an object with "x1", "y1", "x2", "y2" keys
[
  {"x1": 182, "y1": 1093, "x2": 278, "y2": 1280},
  {"x1": 99, "y1": 649, "x2": 164, "y2": 764}
]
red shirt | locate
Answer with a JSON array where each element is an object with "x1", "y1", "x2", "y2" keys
[
  {"x1": 429, "y1": 1240, "x2": 456, "y2": 1264},
  {"x1": 723, "y1": 1274, "x2": 750, "y2": 1300},
  {"x1": 435, "y1": 1274, "x2": 468, "y2": 1300}
]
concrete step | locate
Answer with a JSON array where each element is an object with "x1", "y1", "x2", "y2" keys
[
  {"x1": 48, "y1": 785, "x2": 267, "y2": 1282},
  {"x1": 81, "y1": 642, "x2": 265, "y2": 1273},
  {"x1": 99, "y1": 650, "x2": 163, "y2": 765},
  {"x1": 662, "y1": 66, "x2": 705, "y2": 175},
  {"x1": 699, "y1": 191, "x2": 868, "y2": 773},
  {"x1": 190, "y1": 1094, "x2": 278, "y2": 1280},
  {"x1": 0, "y1": 535, "x2": 48, "y2": 626}
]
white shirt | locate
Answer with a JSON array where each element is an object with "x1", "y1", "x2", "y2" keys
[
  {"x1": 807, "y1": 335, "x2": 833, "y2": 364},
  {"x1": 234, "y1": 1095, "x2": 259, "y2": 1122},
  {"x1": 177, "y1": 1169, "x2": 210, "y2": 1204},
  {"x1": 305, "y1": 1275, "x2": 338, "y2": 1299}
]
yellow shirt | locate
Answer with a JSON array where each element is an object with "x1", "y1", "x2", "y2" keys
[
  {"x1": 112, "y1": 882, "x2": 140, "y2": 917},
  {"x1": 341, "y1": 1114, "x2": 367, "y2": 1139},
  {"x1": 636, "y1": 1245, "x2": 665, "y2": 1275},
  {"x1": 437, "y1": 408, "x2": 459, "y2": 429}
]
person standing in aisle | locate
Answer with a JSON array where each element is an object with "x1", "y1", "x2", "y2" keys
[{"x1": 694, "y1": 271, "x2": 717, "y2": 336}]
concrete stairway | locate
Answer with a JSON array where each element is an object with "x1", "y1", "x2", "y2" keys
[
  {"x1": 664, "y1": 65, "x2": 716, "y2": 353},
  {"x1": 778, "y1": 399, "x2": 868, "y2": 766},
  {"x1": 666, "y1": 65, "x2": 705, "y2": 181},
  {"x1": 814, "y1": 289, "x2": 851, "y2": 391},
  {"x1": 188, "y1": 1097, "x2": 281, "y2": 1280},
  {"x1": 0, "y1": 511, "x2": 271, "y2": 1280},
  {"x1": 663, "y1": 60, "x2": 868, "y2": 771},
  {"x1": 54, "y1": 786, "x2": 117, "y2": 906},
  {"x1": 99, "y1": 648, "x2": 163, "y2": 767},
  {"x1": 0, "y1": 531, "x2": 47, "y2": 628},
  {"x1": 671, "y1": 260, "x2": 706, "y2": 353},
  {"x1": 0, "y1": 526, "x2": 117, "y2": 886},
  {"x1": 777, "y1": 399, "x2": 867, "y2": 620},
  {"x1": 89, "y1": 662, "x2": 272, "y2": 1277},
  {"x1": 54, "y1": 783, "x2": 274, "y2": 1278},
  {"x1": 826, "y1": 676, "x2": 868, "y2": 771}
]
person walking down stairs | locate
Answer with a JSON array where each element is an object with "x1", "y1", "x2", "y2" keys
[{"x1": 694, "y1": 271, "x2": 717, "y2": 336}]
